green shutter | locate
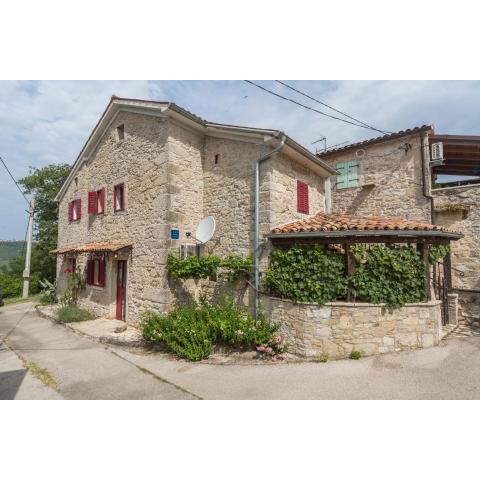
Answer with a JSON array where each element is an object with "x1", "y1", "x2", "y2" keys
[
  {"x1": 336, "y1": 162, "x2": 347, "y2": 189},
  {"x1": 346, "y1": 160, "x2": 359, "y2": 187}
]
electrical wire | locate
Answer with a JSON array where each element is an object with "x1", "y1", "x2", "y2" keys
[
  {"x1": 275, "y1": 80, "x2": 390, "y2": 135},
  {"x1": 244, "y1": 80, "x2": 390, "y2": 134},
  {"x1": 0, "y1": 155, "x2": 30, "y2": 205}
]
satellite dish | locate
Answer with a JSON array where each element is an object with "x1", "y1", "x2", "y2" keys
[{"x1": 195, "y1": 216, "x2": 216, "y2": 244}]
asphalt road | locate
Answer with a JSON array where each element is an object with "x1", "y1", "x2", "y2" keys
[
  {"x1": 0, "y1": 302, "x2": 197, "y2": 400},
  {"x1": 2, "y1": 301, "x2": 480, "y2": 399}
]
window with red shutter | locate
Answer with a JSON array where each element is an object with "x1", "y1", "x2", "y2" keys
[
  {"x1": 86, "y1": 259, "x2": 94, "y2": 285},
  {"x1": 297, "y1": 180, "x2": 309, "y2": 214},
  {"x1": 114, "y1": 183, "x2": 125, "y2": 212},
  {"x1": 77, "y1": 199, "x2": 81, "y2": 219},
  {"x1": 88, "y1": 191, "x2": 96, "y2": 214},
  {"x1": 96, "y1": 188, "x2": 105, "y2": 214},
  {"x1": 68, "y1": 201, "x2": 73, "y2": 221}
]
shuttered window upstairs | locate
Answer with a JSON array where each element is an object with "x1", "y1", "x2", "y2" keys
[
  {"x1": 336, "y1": 160, "x2": 359, "y2": 189},
  {"x1": 114, "y1": 183, "x2": 125, "y2": 212},
  {"x1": 69, "y1": 199, "x2": 82, "y2": 221},
  {"x1": 297, "y1": 180, "x2": 309, "y2": 214},
  {"x1": 88, "y1": 188, "x2": 105, "y2": 215}
]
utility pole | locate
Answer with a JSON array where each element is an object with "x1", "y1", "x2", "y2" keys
[{"x1": 22, "y1": 196, "x2": 35, "y2": 298}]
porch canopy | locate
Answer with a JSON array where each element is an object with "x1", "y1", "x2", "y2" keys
[
  {"x1": 51, "y1": 241, "x2": 133, "y2": 255},
  {"x1": 268, "y1": 212, "x2": 463, "y2": 300}
]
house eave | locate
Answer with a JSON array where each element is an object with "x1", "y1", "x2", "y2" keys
[{"x1": 268, "y1": 230, "x2": 463, "y2": 240}]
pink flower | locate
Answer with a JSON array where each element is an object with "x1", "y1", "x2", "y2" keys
[
  {"x1": 64, "y1": 267, "x2": 73, "y2": 274},
  {"x1": 265, "y1": 347, "x2": 273, "y2": 354},
  {"x1": 274, "y1": 335, "x2": 282, "y2": 344},
  {"x1": 256, "y1": 345, "x2": 266, "y2": 352}
]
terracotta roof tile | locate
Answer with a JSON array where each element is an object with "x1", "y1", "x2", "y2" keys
[
  {"x1": 51, "y1": 241, "x2": 133, "y2": 254},
  {"x1": 317, "y1": 125, "x2": 433, "y2": 157},
  {"x1": 271, "y1": 212, "x2": 458, "y2": 235}
]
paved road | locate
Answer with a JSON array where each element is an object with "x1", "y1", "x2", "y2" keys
[
  {"x1": 0, "y1": 302, "x2": 196, "y2": 400},
  {"x1": 2, "y1": 301, "x2": 480, "y2": 399}
]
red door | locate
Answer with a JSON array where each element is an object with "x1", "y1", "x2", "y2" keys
[{"x1": 116, "y1": 260, "x2": 127, "y2": 321}]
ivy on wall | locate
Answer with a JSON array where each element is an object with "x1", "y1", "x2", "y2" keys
[
  {"x1": 263, "y1": 245, "x2": 348, "y2": 304},
  {"x1": 349, "y1": 245, "x2": 426, "y2": 309},
  {"x1": 428, "y1": 244, "x2": 450, "y2": 265},
  {"x1": 263, "y1": 244, "x2": 428, "y2": 309},
  {"x1": 167, "y1": 252, "x2": 252, "y2": 281}
]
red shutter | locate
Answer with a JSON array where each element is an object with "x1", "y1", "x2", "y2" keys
[
  {"x1": 98, "y1": 258, "x2": 106, "y2": 287},
  {"x1": 68, "y1": 201, "x2": 73, "y2": 221},
  {"x1": 77, "y1": 198, "x2": 82, "y2": 219},
  {"x1": 297, "y1": 181, "x2": 309, "y2": 214},
  {"x1": 86, "y1": 259, "x2": 93, "y2": 285},
  {"x1": 88, "y1": 191, "x2": 96, "y2": 214}
]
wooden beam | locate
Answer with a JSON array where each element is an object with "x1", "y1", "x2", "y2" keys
[
  {"x1": 417, "y1": 243, "x2": 431, "y2": 301},
  {"x1": 443, "y1": 250, "x2": 452, "y2": 289},
  {"x1": 344, "y1": 242, "x2": 355, "y2": 301}
]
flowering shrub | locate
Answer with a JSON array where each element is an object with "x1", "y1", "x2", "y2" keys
[{"x1": 141, "y1": 297, "x2": 286, "y2": 362}]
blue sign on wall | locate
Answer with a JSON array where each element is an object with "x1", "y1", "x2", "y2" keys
[{"x1": 170, "y1": 228, "x2": 180, "y2": 240}]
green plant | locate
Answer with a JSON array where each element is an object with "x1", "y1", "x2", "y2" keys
[
  {"x1": 350, "y1": 245, "x2": 426, "y2": 309},
  {"x1": 263, "y1": 245, "x2": 348, "y2": 305},
  {"x1": 314, "y1": 353, "x2": 329, "y2": 363},
  {"x1": 0, "y1": 274, "x2": 23, "y2": 298},
  {"x1": 167, "y1": 252, "x2": 252, "y2": 282},
  {"x1": 59, "y1": 267, "x2": 85, "y2": 306},
  {"x1": 39, "y1": 278, "x2": 57, "y2": 305},
  {"x1": 57, "y1": 306, "x2": 94, "y2": 323},
  {"x1": 428, "y1": 244, "x2": 450, "y2": 264},
  {"x1": 141, "y1": 297, "x2": 285, "y2": 361},
  {"x1": 349, "y1": 350, "x2": 362, "y2": 360}
]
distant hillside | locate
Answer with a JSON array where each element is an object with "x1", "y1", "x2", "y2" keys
[{"x1": 0, "y1": 241, "x2": 25, "y2": 266}]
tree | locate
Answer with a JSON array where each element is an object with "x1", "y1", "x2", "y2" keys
[{"x1": 18, "y1": 164, "x2": 71, "y2": 283}]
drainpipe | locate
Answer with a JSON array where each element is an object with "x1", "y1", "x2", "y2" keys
[
  {"x1": 419, "y1": 132, "x2": 435, "y2": 224},
  {"x1": 254, "y1": 133, "x2": 286, "y2": 320}
]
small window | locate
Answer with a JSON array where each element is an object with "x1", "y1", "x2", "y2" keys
[
  {"x1": 87, "y1": 257, "x2": 106, "y2": 287},
  {"x1": 96, "y1": 188, "x2": 105, "y2": 214},
  {"x1": 114, "y1": 183, "x2": 125, "y2": 212},
  {"x1": 214, "y1": 154, "x2": 220, "y2": 165},
  {"x1": 116, "y1": 124, "x2": 125, "y2": 141},
  {"x1": 297, "y1": 180, "x2": 309, "y2": 214},
  {"x1": 69, "y1": 198, "x2": 81, "y2": 221},
  {"x1": 336, "y1": 160, "x2": 359, "y2": 189}
]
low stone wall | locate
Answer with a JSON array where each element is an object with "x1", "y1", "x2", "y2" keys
[{"x1": 262, "y1": 297, "x2": 442, "y2": 359}]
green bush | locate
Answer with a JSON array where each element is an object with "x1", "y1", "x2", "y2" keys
[
  {"x1": 141, "y1": 298, "x2": 284, "y2": 361},
  {"x1": 39, "y1": 279, "x2": 57, "y2": 305},
  {"x1": 428, "y1": 244, "x2": 450, "y2": 264},
  {"x1": 57, "y1": 306, "x2": 94, "y2": 323},
  {"x1": 350, "y1": 245, "x2": 426, "y2": 309},
  {"x1": 263, "y1": 245, "x2": 348, "y2": 305},
  {"x1": 0, "y1": 274, "x2": 22, "y2": 298},
  {"x1": 349, "y1": 351, "x2": 362, "y2": 360}
]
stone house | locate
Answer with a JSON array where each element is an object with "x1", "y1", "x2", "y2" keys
[
  {"x1": 53, "y1": 96, "x2": 336, "y2": 324},
  {"x1": 318, "y1": 127, "x2": 480, "y2": 324}
]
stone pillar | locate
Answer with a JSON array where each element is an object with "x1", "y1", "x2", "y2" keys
[{"x1": 448, "y1": 293, "x2": 459, "y2": 325}]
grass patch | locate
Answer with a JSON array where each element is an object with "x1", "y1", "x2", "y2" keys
[
  {"x1": 313, "y1": 353, "x2": 329, "y2": 363},
  {"x1": 3, "y1": 294, "x2": 41, "y2": 306},
  {"x1": 57, "y1": 306, "x2": 94, "y2": 323},
  {"x1": 23, "y1": 360, "x2": 59, "y2": 391},
  {"x1": 349, "y1": 351, "x2": 362, "y2": 360}
]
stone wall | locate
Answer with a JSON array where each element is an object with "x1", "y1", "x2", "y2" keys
[
  {"x1": 323, "y1": 134, "x2": 431, "y2": 223},
  {"x1": 262, "y1": 296, "x2": 442, "y2": 359},
  {"x1": 433, "y1": 184, "x2": 480, "y2": 323}
]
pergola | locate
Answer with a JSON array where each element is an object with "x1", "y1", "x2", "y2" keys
[{"x1": 268, "y1": 212, "x2": 463, "y2": 301}]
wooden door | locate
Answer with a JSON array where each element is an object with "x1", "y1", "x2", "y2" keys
[{"x1": 116, "y1": 260, "x2": 127, "y2": 321}]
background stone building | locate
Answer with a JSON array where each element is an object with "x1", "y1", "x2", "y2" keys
[
  {"x1": 319, "y1": 127, "x2": 480, "y2": 324},
  {"x1": 53, "y1": 97, "x2": 336, "y2": 324}
]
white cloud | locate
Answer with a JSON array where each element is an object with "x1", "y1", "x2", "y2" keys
[{"x1": 1, "y1": 80, "x2": 480, "y2": 238}]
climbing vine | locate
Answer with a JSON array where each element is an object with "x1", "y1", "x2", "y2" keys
[
  {"x1": 349, "y1": 245, "x2": 426, "y2": 309},
  {"x1": 428, "y1": 244, "x2": 450, "y2": 265},
  {"x1": 167, "y1": 252, "x2": 252, "y2": 281},
  {"x1": 263, "y1": 244, "x2": 427, "y2": 309},
  {"x1": 263, "y1": 245, "x2": 348, "y2": 304}
]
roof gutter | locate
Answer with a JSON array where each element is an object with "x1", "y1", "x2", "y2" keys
[
  {"x1": 419, "y1": 132, "x2": 435, "y2": 224},
  {"x1": 268, "y1": 230, "x2": 463, "y2": 240},
  {"x1": 254, "y1": 133, "x2": 287, "y2": 320}
]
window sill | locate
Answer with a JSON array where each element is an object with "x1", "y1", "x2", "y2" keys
[{"x1": 113, "y1": 209, "x2": 126, "y2": 214}]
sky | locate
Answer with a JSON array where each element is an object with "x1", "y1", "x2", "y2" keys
[{"x1": 1, "y1": 80, "x2": 480, "y2": 240}]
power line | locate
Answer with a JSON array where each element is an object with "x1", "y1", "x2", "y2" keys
[
  {"x1": 0, "y1": 155, "x2": 30, "y2": 205},
  {"x1": 244, "y1": 80, "x2": 388, "y2": 134},
  {"x1": 275, "y1": 80, "x2": 390, "y2": 134}
]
